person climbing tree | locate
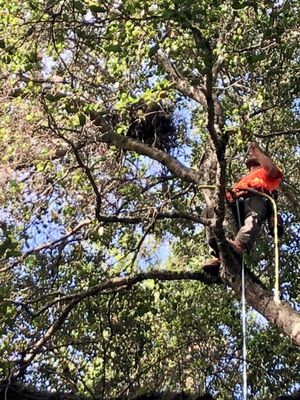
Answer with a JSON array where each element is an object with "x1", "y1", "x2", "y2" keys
[{"x1": 203, "y1": 142, "x2": 283, "y2": 272}]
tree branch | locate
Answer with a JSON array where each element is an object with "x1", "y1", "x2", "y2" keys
[
  {"x1": 156, "y1": 50, "x2": 208, "y2": 109},
  {"x1": 95, "y1": 129, "x2": 202, "y2": 184},
  {"x1": 14, "y1": 269, "x2": 221, "y2": 376},
  {"x1": 219, "y1": 245, "x2": 300, "y2": 349},
  {"x1": 255, "y1": 128, "x2": 300, "y2": 138},
  {"x1": 23, "y1": 219, "x2": 91, "y2": 257},
  {"x1": 13, "y1": 252, "x2": 300, "y2": 378}
]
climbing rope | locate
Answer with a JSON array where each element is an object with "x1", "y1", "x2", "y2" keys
[
  {"x1": 197, "y1": 184, "x2": 281, "y2": 400},
  {"x1": 235, "y1": 199, "x2": 247, "y2": 400},
  {"x1": 247, "y1": 189, "x2": 280, "y2": 304},
  {"x1": 197, "y1": 163, "x2": 281, "y2": 399}
]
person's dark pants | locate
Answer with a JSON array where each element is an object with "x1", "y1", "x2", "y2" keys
[{"x1": 202, "y1": 195, "x2": 270, "y2": 257}]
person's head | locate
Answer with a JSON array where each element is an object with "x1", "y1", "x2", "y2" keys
[{"x1": 245, "y1": 157, "x2": 260, "y2": 170}]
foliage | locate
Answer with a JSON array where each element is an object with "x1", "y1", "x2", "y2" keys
[{"x1": 0, "y1": 0, "x2": 299, "y2": 399}]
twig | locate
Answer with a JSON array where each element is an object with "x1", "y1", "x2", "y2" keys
[{"x1": 255, "y1": 128, "x2": 300, "y2": 138}]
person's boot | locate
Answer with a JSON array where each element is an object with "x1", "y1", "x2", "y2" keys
[
  {"x1": 203, "y1": 257, "x2": 220, "y2": 274},
  {"x1": 228, "y1": 239, "x2": 246, "y2": 255}
]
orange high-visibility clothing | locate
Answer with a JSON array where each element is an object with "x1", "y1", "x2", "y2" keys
[{"x1": 233, "y1": 167, "x2": 283, "y2": 192}]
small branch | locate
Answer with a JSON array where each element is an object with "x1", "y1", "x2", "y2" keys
[
  {"x1": 23, "y1": 219, "x2": 91, "y2": 257},
  {"x1": 46, "y1": 113, "x2": 103, "y2": 219},
  {"x1": 128, "y1": 218, "x2": 157, "y2": 271},
  {"x1": 70, "y1": 144, "x2": 103, "y2": 220},
  {"x1": 15, "y1": 72, "x2": 68, "y2": 85},
  {"x1": 0, "y1": 211, "x2": 211, "y2": 274},
  {"x1": 255, "y1": 128, "x2": 300, "y2": 138},
  {"x1": 249, "y1": 98, "x2": 291, "y2": 119},
  {"x1": 3, "y1": 137, "x2": 87, "y2": 172},
  {"x1": 236, "y1": 41, "x2": 277, "y2": 53},
  {"x1": 156, "y1": 50, "x2": 208, "y2": 109},
  {"x1": 15, "y1": 298, "x2": 79, "y2": 378}
]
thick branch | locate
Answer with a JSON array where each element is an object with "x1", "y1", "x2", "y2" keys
[
  {"x1": 15, "y1": 249, "x2": 300, "y2": 378},
  {"x1": 96, "y1": 130, "x2": 202, "y2": 184},
  {"x1": 218, "y1": 243, "x2": 300, "y2": 348},
  {"x1": 96, "y1": 211, "x2": 211, "y2": 225}
]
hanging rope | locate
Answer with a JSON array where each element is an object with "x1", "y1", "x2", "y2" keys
[
  {"x1": 246, "y1": 189, "x2": 280, "y2": 304},
  {"x1": 235, "y1": 199, "x2": 247, "y2": 400},
  {"x1": 197, "y1": 168, "x2": 282, "y2": 399}
]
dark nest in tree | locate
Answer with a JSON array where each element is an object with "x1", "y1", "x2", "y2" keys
[{"x1": 126, "y1": 101, "x2": 178, "y2": 154}]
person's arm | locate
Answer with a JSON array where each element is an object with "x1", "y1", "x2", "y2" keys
[{"x1": 249, "y1": 142, "x2": 282, "y2": 179}]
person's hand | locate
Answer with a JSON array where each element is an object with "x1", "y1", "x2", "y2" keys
[
  {"x1": 232, "y1": 189, "x2": 249, "y2": 198},
  {"x1": 248, "y1": 142, "x2": 260, "y2": 156}
]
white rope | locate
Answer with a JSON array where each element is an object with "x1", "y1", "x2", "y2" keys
[
  {"x1": 235, "y1": 199, "x2": 247, "y2": 400},
  {"x1": 241, "y1": 257, "x2": 247, "y2": 400}
]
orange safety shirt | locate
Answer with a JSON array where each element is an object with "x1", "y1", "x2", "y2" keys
[{"x1": 233, "y1": 167, "x2": 283, "y2": 192}]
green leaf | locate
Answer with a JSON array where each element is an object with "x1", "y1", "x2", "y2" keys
[
  {"x1": 78, "y1": 113, "x2": 86, "y2": 126},
  {"x1": 148, "y1": 45, "x2": 158, "y2": 57},
  {"x1": 232, "y1": 0, "x2": 247, "y2": 9},
  {"x1": 45, "y1": 93, "x2": 63, "y2": 102},
  {"x1": 89, "y1": 5, "x2": 106, "y2": 13},
  {"x1": 74, "y1": 0, "x2": 84, "y2": 12},
  {"x1": 65, "y1": 103, "x2": 79, "y2": 113},
  {"x1": 105, "y1": 44, "x2": 121, "y2": 53}
]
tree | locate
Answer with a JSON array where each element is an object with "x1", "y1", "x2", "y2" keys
[{"x1": 0, "y1": 0, "x2": 299, "y2": 398}]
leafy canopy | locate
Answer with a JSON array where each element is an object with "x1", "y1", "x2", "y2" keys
[{"x1": 0, "y1": 0, "x2": 299, "y2": 399}]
